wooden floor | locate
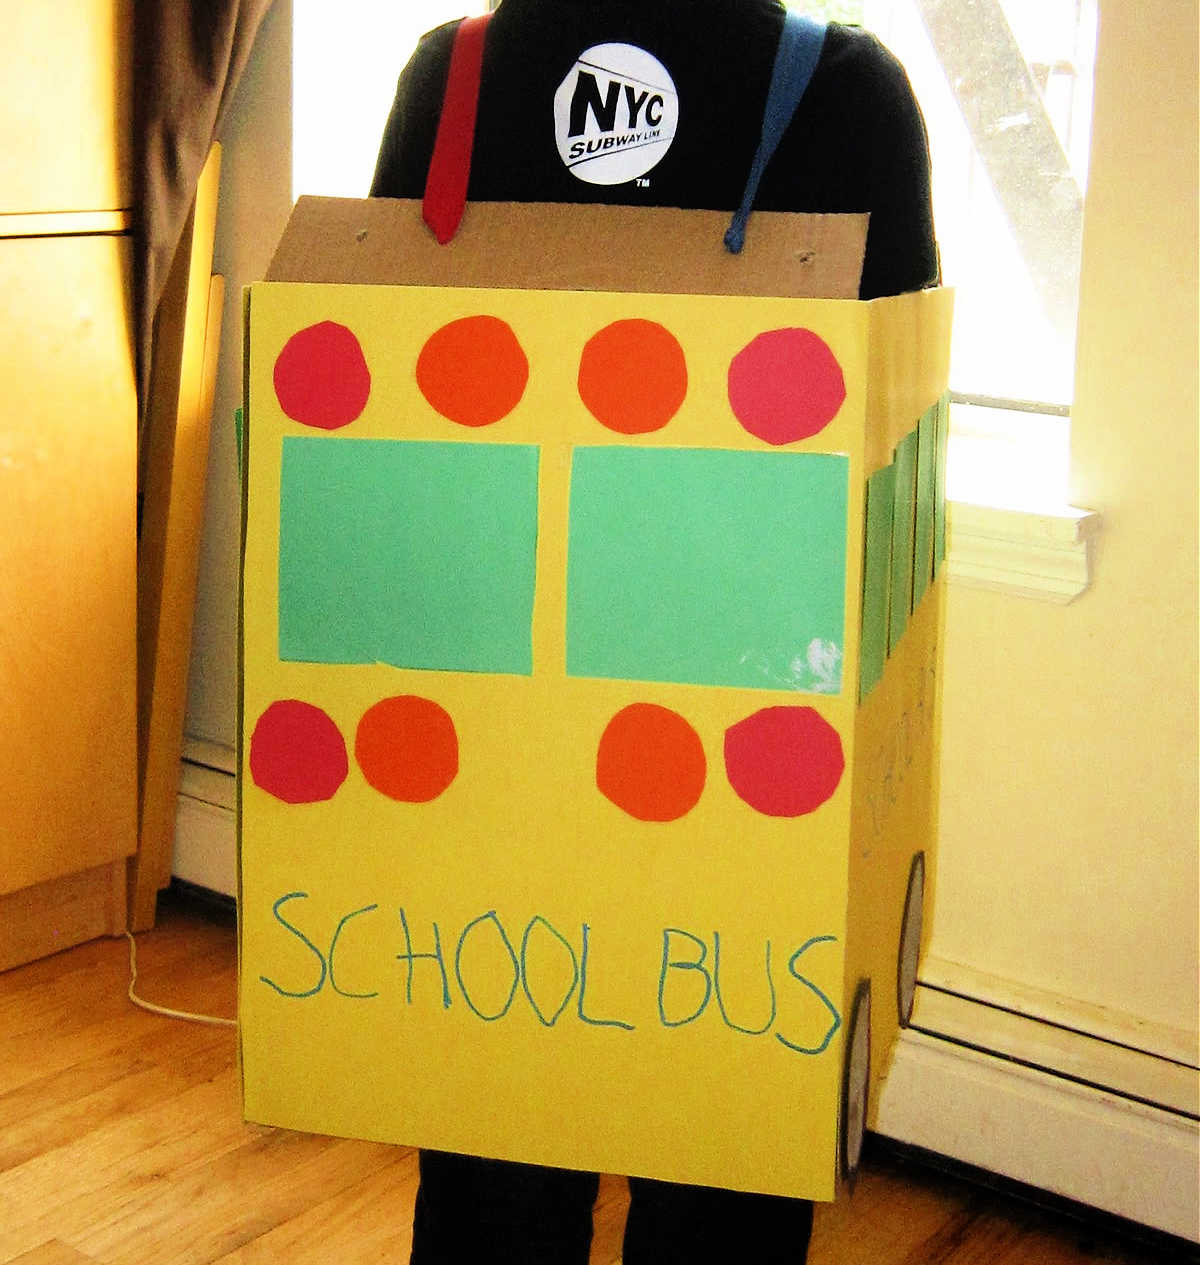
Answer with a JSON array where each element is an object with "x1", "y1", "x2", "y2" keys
[{"x1": 0, "y1": 891, "x2": 1190, "y2": 1265}]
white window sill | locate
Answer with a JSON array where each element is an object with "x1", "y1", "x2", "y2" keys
[{"x1": 946, "y1": 500, "x2": 1101, "y2": 603}]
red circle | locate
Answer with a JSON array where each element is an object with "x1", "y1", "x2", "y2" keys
[
  {"x1": 250, "y1": 700, "x2": 348, "y2": 804},
  {"x1": 355, "y1": 695, "x2": 459, "y2": 803},
  {"x1": 596, "y1": 703, "x2": 706, "y2": 823},
  {"x1": 724, "y1": 707, "x2": 844, "y2": 817},
  {"x1": 416, "y1": 315, "x2": 529, "y2": 427},
  {"x1": 727, "y1": 327, "x2": 846, "y2": 444},
  {"x1": 577, "y1": 319, "x2": 688, "y2": 434},
  {"x1": 273, "y1": 321, "x2": 371, "y2": 429}
]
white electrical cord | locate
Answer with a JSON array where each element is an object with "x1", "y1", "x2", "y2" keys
[{"x1": 125, "y1": 931, "x2": 238, "y2": 1029}]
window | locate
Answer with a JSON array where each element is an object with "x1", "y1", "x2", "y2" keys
[
  {"x1": 795, "y1": 0, "x2": 1096, "y2": 508},
  {"x1": 291, "y1": 0, "x2": 490, "y2": 202}
]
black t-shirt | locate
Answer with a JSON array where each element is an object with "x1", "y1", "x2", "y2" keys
[{"x1": 370, "y1": 0, "x2": 938, "y2": 299}]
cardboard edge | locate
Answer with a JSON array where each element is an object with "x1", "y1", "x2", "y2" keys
[
  {"x1": 266, "y1": 196, "x2": 869, "y2": 301},
  {"x1": 235, "y1": 285, "x2": 253, "y2": 1104}
]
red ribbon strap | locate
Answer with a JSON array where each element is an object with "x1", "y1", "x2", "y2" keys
[{"x1": 423, "y1": 13, "x2": 491, "y2": 245}]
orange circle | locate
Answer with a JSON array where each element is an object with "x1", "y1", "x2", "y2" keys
[
  {"x1": 355, "y1": 695, "x2": 459, "y2": 803},
  {"x1": 577, "y1": 319, "x2": 688, "y2": 434},
  {"x1": 596, "y1": 703, "x2": 706, "y2": 823},
  {"x1": 416, "y1": 315, "x2": 529, "y2": 427}
]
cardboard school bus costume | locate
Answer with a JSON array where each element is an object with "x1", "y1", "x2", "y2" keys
[{"x1": 239, "y1": 194, "x2": 952, "y2": 1201}]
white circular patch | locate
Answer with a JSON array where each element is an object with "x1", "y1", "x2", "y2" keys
[{"x1": 553, "y1": 43, "x2": 679, "y2": 186}]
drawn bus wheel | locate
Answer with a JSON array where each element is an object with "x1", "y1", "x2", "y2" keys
[
  {"x1": 841, "y1": 978, "x2": 871, "y2": 1181},
  {"x1": 897, "y1": 852, "x2": 926, "y2": 1028}
]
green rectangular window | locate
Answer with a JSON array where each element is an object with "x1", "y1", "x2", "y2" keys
[
  {"x1": 567, "y1": 447, "x2": 849, "y2": 694},
  {"x1": 279, "y1": 437, "x2": 539, "y2": 675}
]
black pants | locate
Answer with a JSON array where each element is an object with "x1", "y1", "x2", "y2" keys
[{"x1": 410, "y1": 1150, "x2": 814, "y2": 1264}]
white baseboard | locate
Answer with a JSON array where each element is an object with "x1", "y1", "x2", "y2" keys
[
  {"x1": 876, "y1": 1025, "x2": 1199, "y2": 1241},
  {"x1": 172, "y1": 753, "x2": 1198, "y2": 1240},
  {"x1": 173, "y1": 745, "x2": 237, "y2": 897}
]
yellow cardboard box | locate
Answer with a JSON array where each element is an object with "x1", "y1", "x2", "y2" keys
[{"x1": 239, "y1": 197, "x2": 952, "y2": 1200}]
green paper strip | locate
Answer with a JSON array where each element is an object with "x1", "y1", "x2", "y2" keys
[
  {"x1": 860, "y1": 463, "x2": 896, "y2": 702},
  {"x1": 913, "y1": 403, "x2": 937, "y2": 611},
  {"x1": 934, "y1": 393, "x2": 950, "y2": 571},
  {"x1": 888, "y1": 427, "x2": 919, "y2": 655},
  {"x1": 568, "y1": 447, "x2": 849, "y2": 694},
  {"x1": 278, "y1": 437, "x2": 539, "y2": 675}
]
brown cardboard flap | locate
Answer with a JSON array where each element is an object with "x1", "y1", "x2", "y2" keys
[{"x1": 266, "y1": 197, "x2": 867, "y2": 300}]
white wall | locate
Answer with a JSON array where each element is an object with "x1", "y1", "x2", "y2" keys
[{"x1": 930, "y1": 0, "x2": 1198, "y2": 1049}]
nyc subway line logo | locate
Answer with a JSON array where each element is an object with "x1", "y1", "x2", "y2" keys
[{"x1": 553, "y1": 42, "x2": 679, "y2": 186}]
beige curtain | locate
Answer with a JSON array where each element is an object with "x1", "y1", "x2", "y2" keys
[{"x1": 132, "y1": 0, "x2": 275, "y2": 485}]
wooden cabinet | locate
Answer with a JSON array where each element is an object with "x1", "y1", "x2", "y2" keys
[
  {"x1": 0, "y1": 0, "x2": 132, "y2": 216},
  {"x1": 0, "y1": 1, "x2": 136, "y2": 968}
]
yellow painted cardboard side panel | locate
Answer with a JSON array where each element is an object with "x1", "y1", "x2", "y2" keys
[
  {"x1": 846, "y1": 578, "x2": 943, "y2": 1136},
  {"x1": 240, "y1": 281, "x2": 884, "y2": 1199},
  {"x1": 843, "y1": 293, "x2": 951, "y2": 1150}
]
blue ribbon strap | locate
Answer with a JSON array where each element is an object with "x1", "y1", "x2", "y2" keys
[{"x1": 725, "y1": 11, "x2": 827, "y2": 254}]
